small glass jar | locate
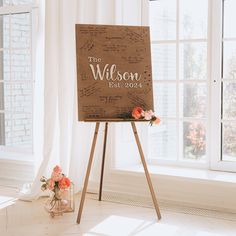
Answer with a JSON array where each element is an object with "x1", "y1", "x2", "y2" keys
[{"x1": 44, "y1": 183, "x2": 74, "y2": 217}]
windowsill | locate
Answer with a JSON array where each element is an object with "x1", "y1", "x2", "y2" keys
[
  {"x1": 0, "y1": 150, "x2": 33, "y2": 163},
  {"x1": 0, "y1": 151, "x2": 35, "y2": 188},
  {"x1": 113, "y1": 164, "x2": 236, "y2": 184}
]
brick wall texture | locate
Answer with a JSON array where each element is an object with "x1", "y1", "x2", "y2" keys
[{"x1": 1, "y1": 11, "x2": 32, "y2": 148}]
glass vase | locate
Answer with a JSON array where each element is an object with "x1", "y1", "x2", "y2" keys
[{"x1": 44, "y1": 183, "x2": 74, "y2": 217}]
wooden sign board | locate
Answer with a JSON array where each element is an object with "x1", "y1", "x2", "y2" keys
[{"x1": 75, "y1": 24, "x2": 154, "y2": 121}]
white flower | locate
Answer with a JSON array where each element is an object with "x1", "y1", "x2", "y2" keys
[{"x1": 144, "y1": 110, "x2": 154, "y2": 120}]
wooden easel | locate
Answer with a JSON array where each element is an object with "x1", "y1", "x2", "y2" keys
[{"x1": 76, "y1": 119, "x2": 162, "y2": 224}]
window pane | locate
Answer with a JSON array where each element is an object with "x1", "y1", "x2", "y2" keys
[
  {"x1": 0, "y1": 5, "x2": 33, "y2": 151},
  {"x1": 224, "y1": 0, "x2": 236, "y2": 38},
  {"x1": 2, "y1": 83, "x2": 11, "y2": 112},
  {"x1": 12, "y1": 0, "x2": 34, "y2": 5},
  {"x1": 0, "y1": 83, "x2": 4, "y2": 110},
  {"x1": 0, "y1": 51, "x2": 3, "y2": 81},
  {"x1": 223, "y1": 123, "x2": 236, "y2": 161},
  {"x1": 11, "y1": 13, "x2": 30, "y2": 49},
  {"x1": 223, "y1": 41, "x2": 236, "y2": 80},
  {"x1": 0, "y1": 113, "x2": 5, "y2": 145},
  {"x1": 150, "y1": 0, "x2": 176, "y2": 40},
  {"x1": 0, "y1": 83, "x2": 11, "y2": 111},
  {"x1": 0, "y1": 14, "x2": 10, "y2": 49},
  {"x1": 0, "y1": 50, "x2": 10, "y2": 81},
  {"x1": 180, "y1": 83, "x2": 207, "y2": 118},
  {"x1": 9, "y1": 83, "x2": 32, "y2": 113},
  {"x1": 148, "y1": 121, "x2": 177, "y2": 160},
  {"x1": 0, "y1": 50, "x2": 31, "y2": 81},
  {"x1": 179, "y1": 0, "x2": 208, "y2": 39},
  {"x1": 1, "y1": 82, "x2": 32, "y2": 114},
  {"x1": 153, "y1": 83, "x2": 176, "y2": 117},
  {"x1": 0, "y1": 0, "x2": 11, "y2": 6},
  {"x1": 182, "y1": 121, "x2": 206, "y2": 160},
  {"x1": 5, "y1": 112, "x2": 32, "y2": 148},
  {"x1": 12, "y1": 49, "x2": 31, "y2": 80},
  {"x1": 180, "y1": 42, "x2": 207, "y2": 80},
  {"x1": 151, "y1": 44, "x2": 176, "y2": 81},
  {"x1": 223, "y1": 82, "x2": 236, "y2": 119}
]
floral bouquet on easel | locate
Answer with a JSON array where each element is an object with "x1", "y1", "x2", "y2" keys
[
  {"x1": 40, "y1": 165, "x2": 74, "y2": 217},
  {"x1": 132, "y1": 107, "x2": 161, "y2": 126}
]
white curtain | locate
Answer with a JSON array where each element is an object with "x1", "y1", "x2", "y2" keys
[{"x1": 20, "y1": 0, "x2": 118, "y2": 200}]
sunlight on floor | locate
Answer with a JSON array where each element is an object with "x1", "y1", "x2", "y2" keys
[
  {"x1": 195, "y1": 233, "x2": 224, "y2": 236},
  {"x1": 0, "y1": 197, "x2": 235, "y2": 236},
  {"x1": 0, "y1": 195, "x2": 16, "y2": 210},
  {"x1": 82, "y1": 215, "x2": 226, "y2": 236}
]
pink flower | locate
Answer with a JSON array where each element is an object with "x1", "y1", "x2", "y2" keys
[
  {"x1": 47, "y1": 178, "x2": 55, "y2": 190},
  {"x1": 58, "y1": 176, "x2": 71, "y2": 189},
  {"x1": 152, "y1": 116, "x2": 161, "y2": 125},
  {"x1": 51, "y1": 172, "x2": 63, "y2": 181},
  {"x1": 53, "y1": 165, "x2": 62, "y2": 174},
  {"x1": 51, "y1": 165, "x2": 63, "y2": 181},
  {"x1": 132, "y1": 107, "x2": 144, "y2": 119}
]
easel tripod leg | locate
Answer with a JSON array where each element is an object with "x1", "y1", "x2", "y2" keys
[
  {"x1": 77, "y1": 122, "x2": 100, "y2": 224},
  {"x1": 131, "y1": 122, "x2": 162, "y2": 220},
  {"x1": 99, "y1": 122, "x2": 108, "y2": 201}
]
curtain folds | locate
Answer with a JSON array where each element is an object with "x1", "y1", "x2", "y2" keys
[{"x1": 20, "y1": 0, "x2": 117, "y2": 200}]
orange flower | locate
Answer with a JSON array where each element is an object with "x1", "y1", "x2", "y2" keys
[
  {"x1": 58, "y1": 176, "x2": 71, "y2": 189},
  {"x1": 132, "y1": 107, "x2": 143, "y2": 119}
]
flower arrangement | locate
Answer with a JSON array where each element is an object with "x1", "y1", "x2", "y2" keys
[
  {"x1": 40, "y1": 165, "x2": 71, "y2": 200},
  {"x1": 132, "y1": 107, "x2": 161, "y2": 126},
  {"x1": 40, "y1": 166, "x2": 74, "y2": 217}
]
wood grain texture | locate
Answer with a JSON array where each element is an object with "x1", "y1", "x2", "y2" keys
[
  {"x1": 1, "y1": 194, "x2": 236, "y2": 236},
  {"x1": 77, "y1": 122, "x2": 100, "y2": 224},
  {"x1": 75, "y1": 24, "x2": 154, "y2": 121},
  {"x1": 99, "y1": 122, "x2": 108, "y2": 201},
  {"x1": 77, "y1": 121, "x2": 161, "y2": 224},
  {"x1": 131, "y1": 121, "x2": 162, "y2": 220}
]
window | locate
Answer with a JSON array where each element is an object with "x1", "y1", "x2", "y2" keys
[
  {"x1": 221, "y1": 0, "x2": 236, "y2": 163},
  {"x1": 0, "y1": 0, "x2": 35, "y2": 153},
  {"x1": 148, "y1": 0, "x2": 236, "y2": 172},
  {"x1": 148, "y1": 0, "x2": 208, "y2": 167},
  {"x1": 211, "y1": 0, "x2": 236, "y2": 172}
]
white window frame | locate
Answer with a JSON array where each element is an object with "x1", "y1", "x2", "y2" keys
[
  {"x1": 147, "y1": 0, "x2": 236, "y2": 172},
  {"x1": 210, "y1": 0, "x2": 236, "y2": 172},
  {"x1": 112, "y1": 0, "x2": 236, "y2": 173},
  {"x1": 0, "y1": 3, "x2": 37, "y2": 159},
  {"x1": 87, "y1": 1, "x2": 236, "y2": 212},
  {"x1": 0, "y1": 2, "x2": 39, "y2": 187},
  {"x1": 146, "y1": 0, "x2": 210, "y2": 169}
]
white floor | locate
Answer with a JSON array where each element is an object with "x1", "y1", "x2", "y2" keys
[{"x1": 0, "y1": 193, "x2": 236, "y2": 236}]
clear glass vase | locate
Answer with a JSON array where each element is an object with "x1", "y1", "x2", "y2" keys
[{"x1": 44, "y1": 183, "x2": 74, "y2": 218}]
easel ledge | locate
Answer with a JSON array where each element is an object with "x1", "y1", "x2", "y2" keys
[
  {"x1": 83, "y1": 118, "x2": 149, "y2": 122},
  {"x1": 76, "y1": 119, "x2": 162, "y2": 224}
]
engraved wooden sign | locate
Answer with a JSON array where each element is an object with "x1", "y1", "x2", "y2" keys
[{"x1": 75, "y1": 24, "x2": 154, "y2": 121}]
